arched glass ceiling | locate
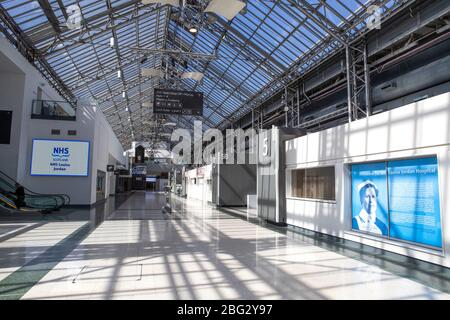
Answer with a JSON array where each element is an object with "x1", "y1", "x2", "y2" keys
[{"x1": 0, "y1": 0, "x2": 404, "y2": 149}]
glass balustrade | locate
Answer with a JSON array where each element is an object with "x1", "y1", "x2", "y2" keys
[{"x1": 31, "y1": 100, "x2": 76, "y2": 121}]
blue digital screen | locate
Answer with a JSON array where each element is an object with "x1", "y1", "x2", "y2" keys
[
  {"x1": 351, "y1": 162, "x2": 389, "y2": 236},
  {"x1": 30, "y1": 139, "x2": 90, "y2": 177},
  {"x1": 388, "y1": 157, "x2": 442, "y2": 248}
]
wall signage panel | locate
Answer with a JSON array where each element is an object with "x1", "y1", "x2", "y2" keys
[
  {"x1": 30, "y1": 139, "x2": 90, "y2": 177},
  {"x1": 153, "y1": 88, "x2": 203, "y2": 115},
  {"x1": 351, "y1": 156, "x2": 442, "y2": 249},
  {"x1": 387, "y1": 157, "x2": 442, "y2": 248},
  {"x1": 351, "y1": 162, "x2": 389, "y2": 236}
]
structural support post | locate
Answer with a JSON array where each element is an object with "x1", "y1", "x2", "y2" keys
[
  {"x1": 285, "y1": 86, "x2": 289, "y2": 127},
  {"x1": 346, "y1": 43, "x2": 372, "y2": 122},
  {"x1": 346, "y1": 46, "x2": 353, "y2": 123},
  {"x1": 363, "y1": 44, "x2": 372, "y2": 118},
  {"x1": 261, "y1": 111, "x2": 263, "y2": 130},
  {"x1": 252, "y1": 109, "x2": 254, "y2": 128},
  {"x1": 296, "y1": 87, "x2": 300, "y2": 127}
]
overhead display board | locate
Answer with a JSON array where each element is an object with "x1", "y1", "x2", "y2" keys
[
  {"x1": 351, "y1": 156, "x2": 442, "y2": 249},
  {"x1": 135, "y1": 145, "x2": 145, "y2": 164},
  {"x1": 30, "y1": 139, "x2": 90, "y2": 177},
  {"x1": 153, "y1": 88, "x2": 203, "y2": 116}
]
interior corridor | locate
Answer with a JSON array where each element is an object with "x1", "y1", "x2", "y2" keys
[{"x1": 0, "y1": 191, "x2": 448, "y2": 300}]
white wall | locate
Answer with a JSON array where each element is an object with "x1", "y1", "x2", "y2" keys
[
  {"x1": 0, "y1": 36, "x2": 126, "y2": 205},
  {"x1": 90, "y1": 108, "x2": 127, "y2": 204},
  {"x1": 0, "y1": 35, "x2": 64, "y2": 182},
  {"x1": 285, "y1": 92, "x2": 450, "y2": 267},
  {"x1": 22, "y1": 104, "x2": 95, "y2": 205},
  {"x1": 0, "y1": 55, "x2": 25, "y2": 178},
  {"x1": 185, "y1": 165, "x2": 213, "y2": 202}
]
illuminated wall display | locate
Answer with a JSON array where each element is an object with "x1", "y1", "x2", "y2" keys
[
  {"x1": 387, "y1": 157, "x2": 442, "y2": 248},
  {"x1": 30, "y1": 139, "x2": 90, "y2": 177},
  {"x1": 351, "y1": 156, "x2": 442, "y2": 248}
]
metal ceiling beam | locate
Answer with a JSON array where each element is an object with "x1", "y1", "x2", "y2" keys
[
  {"x1": 56, "y1": 0, "x2": 68, "y2": 20},
  {"x1": 131, "y1": 47, "x2": 217, "y2": 60},
  {"x1": 43, "y1": 4, "x2": 164, "y2": 57},
  {"x1": 165, "y1": 26, "x2": 275, "y2": 126},
  {"x1": 68, "y1": 54, "x2": 162, "y2": 91},
  {"x1": 224, "y1": 0, "x2": 424, "y2": 130},
  {"x1": 167, "y1": 30, "x2": 254, "y2": 98},
  {"x1": 37, "y1": 0, "x2": 62, "y2": 34},
  {"x1": 214, "y1": 0, "x2": 401, "y2": 130},
  {"x1": 106, "y1": 0, "x2": 136, "y2": 137},
  {"x1": 0, "y1": 3, "x2": 75, "y2": 103},
  {"x1": 286, "y1": 0, "x2": 348, "y2": 46},
  {"x1": 212, "y1": 14, "x2": 288, "y2": 73}
]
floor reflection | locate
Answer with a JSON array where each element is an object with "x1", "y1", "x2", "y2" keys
[{"x1": 0, "y1": 191, "x2": 448, "y2": 300}]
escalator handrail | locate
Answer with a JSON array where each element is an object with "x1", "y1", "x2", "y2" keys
[
  {"x1": 0, "y1": 193, "x2": 17, "y2": 210},
  {"x1": 0, "y1": 170, "x2": 71, "y2": 206},
  {"x1": 0, "y1": 177, "x2": 64, "y2": 208},
  {"x1": 0, "y1": 193, "x2": 55, "y2": 213},
  {"x1": 1, "y1": 191, "x2": 59, "y2": 210}
]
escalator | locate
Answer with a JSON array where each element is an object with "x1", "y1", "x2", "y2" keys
[{"x1": 0, "y1": 170, "x2": 70, "y2": 214}]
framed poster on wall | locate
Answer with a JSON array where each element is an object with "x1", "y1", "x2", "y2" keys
[
  {"x1": 351, "y1": 162, "x2": 389, "y2": 236},
  {"x1": 387, "y1": 157, "x2": 442, "y2": 248},
  {"x1": 351, "y1": 156, "x2": 442, "y2": 249}
]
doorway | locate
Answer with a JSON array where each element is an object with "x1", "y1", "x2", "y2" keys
[{"x1": 146, "y1": 176, "x2": 157, "y2": 191}]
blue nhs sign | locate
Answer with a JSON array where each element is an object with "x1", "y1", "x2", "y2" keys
[{"x1": 31, "y1": 139, "x2": 90, "y2": 177}]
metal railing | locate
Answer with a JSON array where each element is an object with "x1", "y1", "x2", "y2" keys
[
  {"x1": 0, "y1": 170, "x2": 70, "y2": 211},
  {"x1": 31, "y1": 100, "x2": 76, "y2": 121}
]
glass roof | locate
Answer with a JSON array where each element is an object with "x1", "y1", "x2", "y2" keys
[{"x1": 0, "y1": 0, "x2": 402, "y2": 149}]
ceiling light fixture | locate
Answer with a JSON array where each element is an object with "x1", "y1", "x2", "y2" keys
[
  {"x1": 205, "y1": 0, "x2": 246, "y2": 21},
  {"x1": 131, "y1": 47, "x2": 217, "y2": 61},
  {"x1": 189, "y1": 26, "x2": 198, "y2": 34},
  {"x1": 181, "y1": 71, "x2": 204, "y2": 81},
  {"x1": 141, "y1": 68, "x2": 163, "y2": 77}
]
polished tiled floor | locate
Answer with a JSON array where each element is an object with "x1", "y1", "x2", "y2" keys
[{"x1": 0, "y1": 191, "x2": 449, "y2": 300}]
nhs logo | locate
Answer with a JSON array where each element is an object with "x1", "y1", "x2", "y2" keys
[{"x1": 52, "y1": 147, "x2": 70, "y2": 157}]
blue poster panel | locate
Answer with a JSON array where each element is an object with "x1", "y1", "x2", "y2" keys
[
  {"x1": 387, "y1": 157, "x2": 442, "y2": 248},
  {"x1": 351, "y1": 163, "x2": 389, "y2": 236}
]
